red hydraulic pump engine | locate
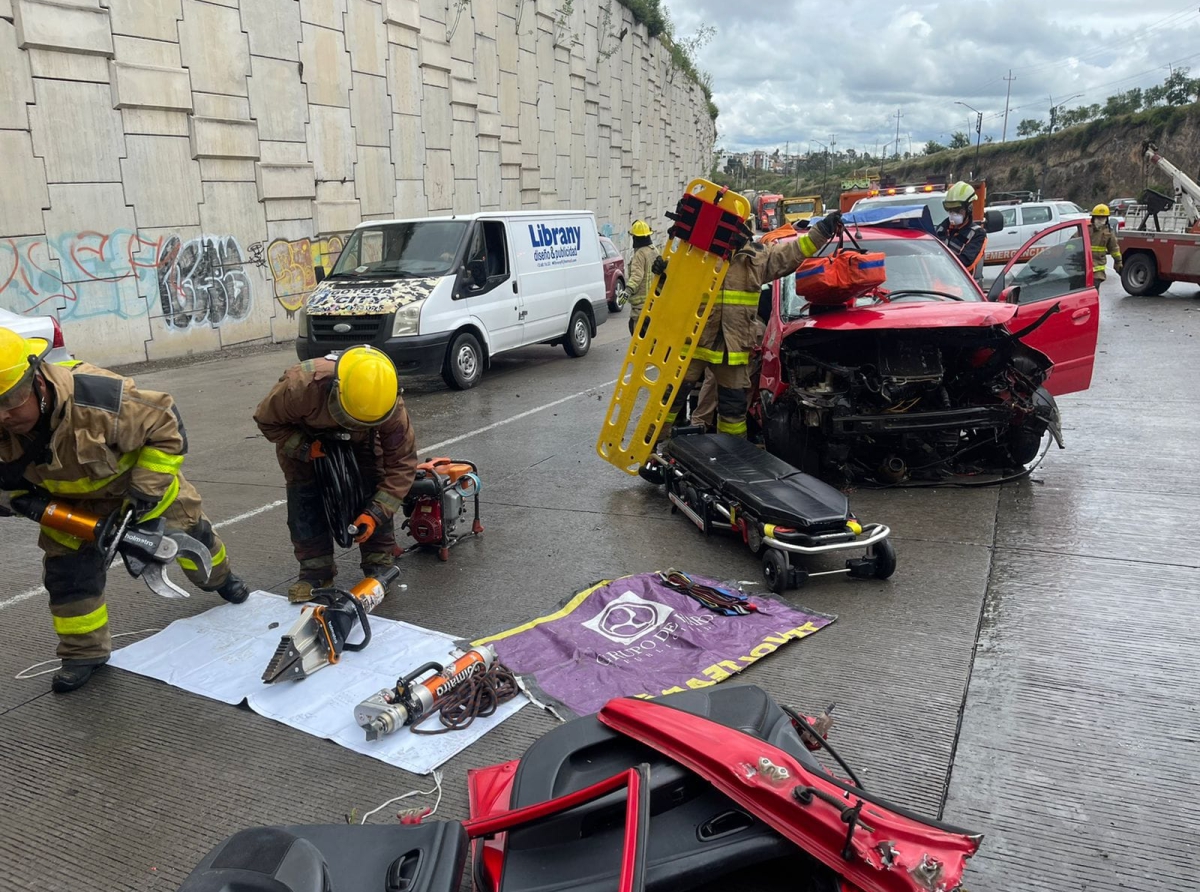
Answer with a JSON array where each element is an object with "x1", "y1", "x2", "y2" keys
[{"x1": 399, "y1": 457, "x2": 483, "y2": 561}]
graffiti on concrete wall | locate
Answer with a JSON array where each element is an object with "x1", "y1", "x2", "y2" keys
[
  {"x1": 156, "y1": 235, "x2": 253, "y2": 329},
  {"x1": 266, "y1": 235, "x2": 345, "y2": 318},
  {"x1": 0, "y1": 230, "x2": 159, "y2": 321},
  {"x1": 0, "y1": 230, "x2": 255, "y2": 331}
]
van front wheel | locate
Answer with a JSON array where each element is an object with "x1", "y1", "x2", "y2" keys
[
  {"x1": 564, "y1": 309, "x2": 591, "y2": 358},
  {"x1": 444, "y1": 331, "x2": 483, "y2": 390}
]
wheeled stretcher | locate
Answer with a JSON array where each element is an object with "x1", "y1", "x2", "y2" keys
[{"x1": 644, "y1": 432, "x2": 895, "y2": 592}]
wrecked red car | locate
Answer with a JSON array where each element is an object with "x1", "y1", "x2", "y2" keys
[{"x1": 751, "y1": 211, "x2": 1100, "y2": 485}]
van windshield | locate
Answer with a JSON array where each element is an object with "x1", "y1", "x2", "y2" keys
[{"x1": 329, "y1": 221, "x2": 469, "y2": 278}]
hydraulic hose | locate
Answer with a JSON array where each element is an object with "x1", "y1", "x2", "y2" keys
[{"x1": 313, "y1": 437, "x2": 369, "y2": 548}]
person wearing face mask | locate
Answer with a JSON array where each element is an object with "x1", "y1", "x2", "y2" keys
[
  {"x1": 1087, "y1": 204, "x2": 1122, "y2": 284},
  {"x1": 935, "y1": 181, "x2": 988, "y2": 282}
]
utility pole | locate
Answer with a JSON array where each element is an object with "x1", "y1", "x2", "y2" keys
[
  {"x1": 893, "y1": 109, "x2": 903, "y2": 162},
  {"x1": 1001, "y1": 70, "x2": 1016, "y2": 142}
]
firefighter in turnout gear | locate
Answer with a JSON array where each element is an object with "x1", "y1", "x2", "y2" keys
[
  {"x1": 0, "y1": 327, "x2": 249, "y2": 693},
  {"x1": 662, "y1": 213, "x2": 840, "y2": 438},
  {"x1": 1089, "y1": 204, "x2": 1123, "y2": 283},
  {"x1": 621, "y1": 220, "x2": 658, "y2": 335},
  {"x1": 935, "y1": 181, "x2": 987, "y2": 281},
  {"x1": 254, "y1": 346, "x2": 418, "y2": 603}
]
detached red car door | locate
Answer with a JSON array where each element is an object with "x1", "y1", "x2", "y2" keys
[{"x1": 987, "y1": 220, "x2": 1099, "y2": 395}]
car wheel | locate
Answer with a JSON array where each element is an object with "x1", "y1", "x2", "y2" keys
[
  {"x1": 1120, "y1": 254, "x2": 1157, "y2": 296},
  {"x1": 870, "y1": 539, "x2": 897, "y2": 580},
  {"x1": 443, "y1": 331, "x2": 483, "y2": 390},
  {"x1": 563, "y1": 309, "x2": 591, "y2": 357},
  {"x1": 608, "y1": 277, "x2": 625, "y2": 313}
]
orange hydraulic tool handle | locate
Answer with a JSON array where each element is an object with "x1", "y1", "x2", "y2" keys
[{"x1": 11, "y1": 490, "x2": 110, "y2": 542}]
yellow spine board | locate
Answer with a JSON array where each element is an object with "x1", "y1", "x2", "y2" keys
[{"x1": 596, "y1": 179, "x2": 751, "y2": 474}]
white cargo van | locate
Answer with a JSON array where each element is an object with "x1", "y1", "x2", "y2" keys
[{"x1": 296, "y1": 211, "x2": 609, "y2": 389}]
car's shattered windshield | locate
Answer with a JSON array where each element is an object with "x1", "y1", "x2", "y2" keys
[{"x1": 330, "y1": 221, "x2": 468, "y2": 278}]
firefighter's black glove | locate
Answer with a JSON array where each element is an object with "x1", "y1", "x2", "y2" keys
[
  {"x1": 651, "y1": 256, "x2": 668, "y2": 277},
  {"x1": 811, "y1": 210, "x2": 843, "y2": 240},
  {"x1": 122, "y1": 489, "x2": 159, "y2": 522}
]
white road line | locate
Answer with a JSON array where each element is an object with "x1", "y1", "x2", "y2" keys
[{"x1": 0, "y1": 379, "x2": 617, "y2": 613}]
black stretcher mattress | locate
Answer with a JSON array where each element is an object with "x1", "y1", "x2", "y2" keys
[{"x1": 666, "y1": 433, "x2": 849, "y2": 532}]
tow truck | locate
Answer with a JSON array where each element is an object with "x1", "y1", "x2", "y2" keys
[{"x1": 1119, "y1": 141, "x2": 1200, "y2": 296}]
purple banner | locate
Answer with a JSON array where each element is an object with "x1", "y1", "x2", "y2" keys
[{"x1": 472, "y1": 573, "x2": 836, "y2": 717}]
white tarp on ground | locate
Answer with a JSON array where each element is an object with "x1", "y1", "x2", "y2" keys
[{"x1": 109, "y1": 591, "x2": 526, "y2": 775}]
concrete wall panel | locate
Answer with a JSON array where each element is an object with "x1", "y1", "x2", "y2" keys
[
  {"x1": 300, "y1": 23, "x2": 351, "y2": 107},
  {"x1": 0, "y1": 21, "x2": 34, "y2": 129},
  {"x1": 248, "y1": 55, "x2": 309, "y2": 142},
  {"x1": 27, "y1": 47, "x2": 110, "y2": 81},
  {"x1": 108, "y1": 0, "x2": 180, "y2": 42},
  {"x1": 14, "y1": 0, "x2": 112, "y2": 55},
  {"x1": 30, "y1": 79, "x2": 125, "y2": 183},
  {"x1": 345, "y1": 0, "x2": 385, "y2": 75},
  {"x1": 354, "y1": 145, "x2": 394, "y2": 216},
  {"x1": 120, "y1": 134, "x2": 202, "y2": 227},
  {"x1": 307, "y1": 104, "x2": 355, "y2": 180},
  {"x1": 178, "y1": 0, "x2": 250, "y2": 96},
  {"x1": 112, "y1": 35, "x2": 183, "y2": 68},
  {"x1": 110, "y1": 61, "x2": 192, "y2": 110},
  {"x1": 189, "y1": 116, "x2": 260, "y2": 159},
  {"x1": 242, "y1": 0, "x2": 301, "y2": 61},
  {"x1": 122, "y1": 108, "x2": 190, "y2": 136},
  {"x1": 350, "y1": 71, "x2": 390, "y2": 146},
  {"x1": 0, "y1": 131, "x2": 49, "y2": 236}
]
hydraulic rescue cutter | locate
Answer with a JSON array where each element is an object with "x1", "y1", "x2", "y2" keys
[
  {"x1": 261, "y1": 565, "x2": 400, "y2": 683},
  {"x1": 8, "y1": 490, "x2": 212, "y2": 599}
]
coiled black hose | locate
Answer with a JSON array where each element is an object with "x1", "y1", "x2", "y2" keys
[{"x1": 312, "y1": 437, "x2": 369, "y2": 548}]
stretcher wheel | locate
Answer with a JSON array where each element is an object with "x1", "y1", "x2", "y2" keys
[
  {"x1": 871, "y1": 539, "x2": 897, "y2": 579},
  {"x1": 762, "y1": 549, "x2": 789, "y2": 594}
]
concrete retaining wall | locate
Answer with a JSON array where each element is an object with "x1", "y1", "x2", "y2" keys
[{"x1": 0, "y1": 0, "x2": 715, "y2": 365}]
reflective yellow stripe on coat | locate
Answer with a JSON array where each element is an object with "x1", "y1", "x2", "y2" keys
[
  {"x1": 39, "y1": 451, "x2": 139, "y2": 495},
  {"x1": 721, "y1": 289, "x2": 760, "y2": 306}
]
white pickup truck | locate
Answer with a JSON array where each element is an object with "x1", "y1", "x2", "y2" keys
[{"x1": 984, "y1": 200, "x2": 1091, "y2": 263}]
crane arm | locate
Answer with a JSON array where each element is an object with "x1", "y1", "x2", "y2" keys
[{"x1": 1143, "y1": 141, "x2": 1200, "y2": 222}]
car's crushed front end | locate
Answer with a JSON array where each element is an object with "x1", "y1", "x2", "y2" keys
[
  {"x1": 758, "y1": 319, "x2": 1060, "y2": 485},
  {"x1": 752, "y1": 213, "x2": 1063, "y2": 486}
]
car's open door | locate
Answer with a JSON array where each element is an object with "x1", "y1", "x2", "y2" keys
[{"x1": 987, "y1": 219, "x2": 1099, "y2": 395}]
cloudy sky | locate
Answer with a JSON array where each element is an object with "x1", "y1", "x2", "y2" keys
[{"x1": 665, "y1": 0, "x2": 1200, "y2": 155}]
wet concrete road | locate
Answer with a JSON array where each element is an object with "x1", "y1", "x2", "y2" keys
[{"x1": 0, "y1": 277, "x2": 1196, "y2": 891}]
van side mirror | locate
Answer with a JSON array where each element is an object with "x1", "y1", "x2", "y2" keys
[
  {"x1": 313, "y1": 266, "x2": 326, "y2": 284},
  {"x1": 984, "y1": 209, "x2": 1004, "y2": 234},
  {"x1": 468, "y1": 258, "x2": 487, "y2": 288}
]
